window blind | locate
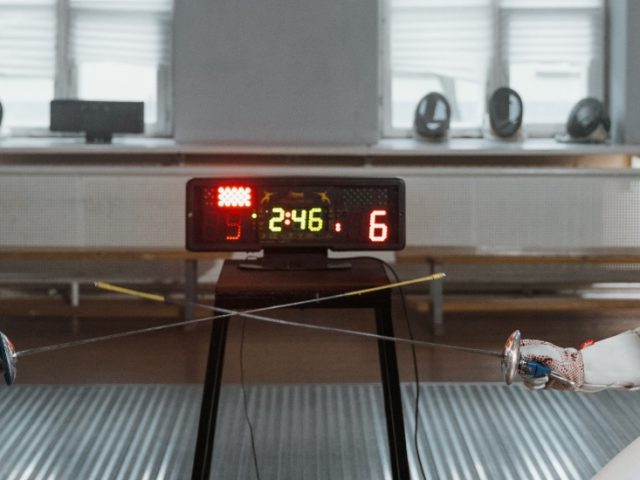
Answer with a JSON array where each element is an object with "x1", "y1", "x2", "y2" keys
[
  {"x1": 389, "y1": 0, "x2": 492, "y2": 82},
  {"x1": 69, "y1": 0, "x2": 172, "y2": 66},
  {"x1": 0, "y1": 0, "x2": 56, "y2": 77},
  {"x1": 500, "y1": 0, "x2": 603, "y2": 68}
]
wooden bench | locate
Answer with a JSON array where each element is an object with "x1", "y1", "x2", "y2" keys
[
  {"x1": 396, "y1": 247, "x2": 640, "y2": 335},
  {"x1": 0, "y1": 248, "x2": 229, "y2": 320}
]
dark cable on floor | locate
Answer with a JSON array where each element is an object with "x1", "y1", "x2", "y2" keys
[
  {"x1": 239, "y1": 316, "x2": 262, "y2": 480},
  {"x1": 360, "y1": 256, "x2": 428, "y2": 480}
]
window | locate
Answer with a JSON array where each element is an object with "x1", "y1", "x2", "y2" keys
[
  {"x1": 385, "y1": 0, "x2": 492, "y2": 136},
  {"x1": 0, "y1": 0, "x2": 172, "y2": 135},
  {"x1": 383, "y1": 0, "x2": 604, "y2": 138},
  {"x1": 500, "y1": 0, "x2": 604, "y2": 135},
  {"x1": 0, "y1": 0, "x2": 56, "y2": 129}
]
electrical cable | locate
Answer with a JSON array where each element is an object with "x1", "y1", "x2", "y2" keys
[
  {"x1": 239, "y1": 316, "x2": 262, "y2": 480},
  {"x1": 358, "y1": 257, "x2": 427, "y2": 480}
]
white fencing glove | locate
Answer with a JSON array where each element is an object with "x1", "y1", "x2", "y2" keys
[
  {"x1": 520, "y1": 329, "x2": 640, "y2": 392},
  {"x1": 519, "y1": 339, "x2": 584, "y2": 391}
]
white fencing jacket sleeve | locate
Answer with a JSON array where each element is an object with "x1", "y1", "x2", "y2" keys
[
  {"x1": 580, "y1": 329, "x2": 640, "y2": 479},
  {"x1": 581, "y1": 328, "x2": 640, "y2": 391}
]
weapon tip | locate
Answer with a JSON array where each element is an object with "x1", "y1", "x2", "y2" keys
[{"x1": 0, "y1": 331, "x2": 17, "y2": 386}]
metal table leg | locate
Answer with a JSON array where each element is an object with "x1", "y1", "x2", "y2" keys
[
  {"x1": 191, "y1": 313, "x2": 229, "y2": 480},
  {"x1": 429, "y1": 260, "x2": 445, "y2": 336},
  {"x1": 184, "y1": 259, "x2": 198, "y2": 323}
]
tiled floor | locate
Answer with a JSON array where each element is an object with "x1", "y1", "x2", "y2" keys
[{"x1": 2, "y1": 293, "x2": 640, "y2": 479}]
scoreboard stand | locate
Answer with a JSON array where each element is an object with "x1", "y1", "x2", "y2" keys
[
  {"x1": 186, "y1": 177, "x2": 410, "y2": 479},
  {"x1": 238, "y1": 247, "x2": 352, "y2": 270}
]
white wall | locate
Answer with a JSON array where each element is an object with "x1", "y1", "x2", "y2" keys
[
  {"x1": 173, "y1": 0, "x2": 379, "y2": 145},
  {"x1": 608, "y1": 0, "x2": 640, "y2": 144}
]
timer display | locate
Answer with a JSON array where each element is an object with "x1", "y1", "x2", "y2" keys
[
  {"x1": 268, "y1": 207, "x2": 324, "y2": 233},
  {"x1": 186, "y1": 177, "x2": 405, "y2": 251}
]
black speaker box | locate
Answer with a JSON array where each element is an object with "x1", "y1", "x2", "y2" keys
[{"x1": 50, "y1": 99, "x2": 144, "y2": 143}]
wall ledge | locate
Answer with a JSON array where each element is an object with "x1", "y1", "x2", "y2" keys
[{"x1": 1, "y1": 136, "x2": 639, "y2": 157}]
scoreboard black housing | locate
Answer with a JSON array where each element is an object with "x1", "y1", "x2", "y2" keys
[{"x1": 186, "y1": 177, "x2": 405, "y2": 252}]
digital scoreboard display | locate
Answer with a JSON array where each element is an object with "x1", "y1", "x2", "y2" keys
[{"x1": 186, "y1": 177, "x2": 405, "y2": 251}]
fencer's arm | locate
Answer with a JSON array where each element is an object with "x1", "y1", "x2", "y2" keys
[{"x1": 580, "y1": 328, "x2": 640, "y2": 391}]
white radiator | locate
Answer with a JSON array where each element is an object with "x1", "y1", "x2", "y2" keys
[{"x1": 1, "y1": 166, "x2": 639, "y2": 250}]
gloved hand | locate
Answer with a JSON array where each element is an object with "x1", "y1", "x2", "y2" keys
[{"x1": 519, "y1": 339, "x2": 585, "y2": 391}]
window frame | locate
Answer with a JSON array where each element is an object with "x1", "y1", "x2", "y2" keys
[
  {"x1": 380, "y1": 0, "x2": 605, "y2": 139},
  {"x1": 3, "y1": 0, "x2": 172, "y2": 138}
]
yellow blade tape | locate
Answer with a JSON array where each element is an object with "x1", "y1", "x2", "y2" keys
[
  {"x1": 96, "y1": 272, "x2": 446, "y2": 304},
  {"x1": 344, "y1": 272, "x2": 446, "y2": 297},
  {"x1": 95, "y1": 281, "x2": 166, "y2": 303}
]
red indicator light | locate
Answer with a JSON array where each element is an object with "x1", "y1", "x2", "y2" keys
[
  {"x1": 369, "y1": 210, "x2": 389, "y2": 242},
  {"x1": 335, "y1": 222, "x2": 342, "y2": 233},
  {"x1": 217, "y1": 186, "x2": 252, "y2": 208}
]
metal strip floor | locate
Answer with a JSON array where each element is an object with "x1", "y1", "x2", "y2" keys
[{"x1": 0, "y1": 383, "x2": 639, "y2": 479}]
